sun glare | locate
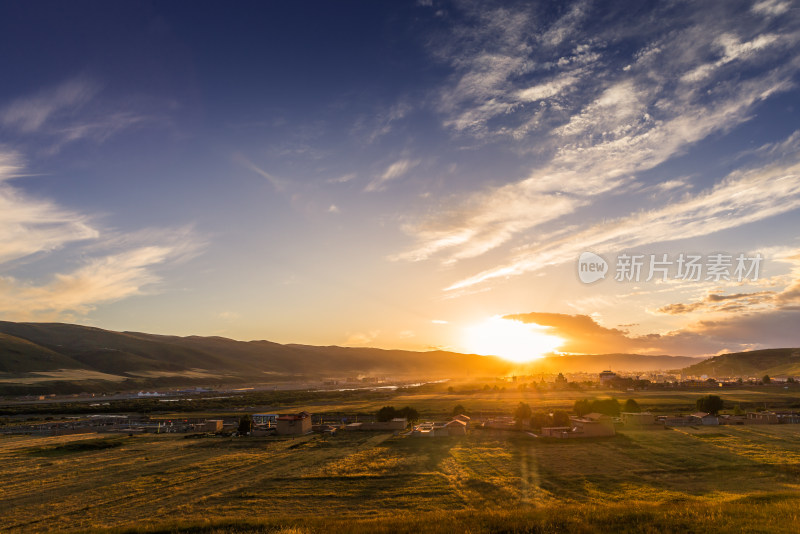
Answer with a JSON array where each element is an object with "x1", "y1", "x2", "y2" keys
[{"x1": 463, "y1": 316, "x2": 564, "y2": 363}]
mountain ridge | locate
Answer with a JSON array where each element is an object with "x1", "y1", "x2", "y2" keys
[{"x1": 0, "y1": 321, "x2": 732, "y2": 393}]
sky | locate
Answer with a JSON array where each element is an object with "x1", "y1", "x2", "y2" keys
[{"x1": 1, "y1": 0, "x2": 800, "y2": 358}]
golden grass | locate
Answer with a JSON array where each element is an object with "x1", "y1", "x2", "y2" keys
[{"x1": 3, "y1": 425, "x2": 800, "y2": 533}]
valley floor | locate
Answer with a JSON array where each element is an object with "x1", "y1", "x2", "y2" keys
[{"x1": 2, "y1": 425, "x2": 800, "y2": 533}]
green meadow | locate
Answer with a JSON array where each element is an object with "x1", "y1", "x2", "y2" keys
[{"x1": 3, "y1": 422, "x2": 800, "y2": 533}]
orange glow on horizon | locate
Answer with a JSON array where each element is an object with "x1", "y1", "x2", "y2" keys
[{"x1": 462, "y1": 315, "x2": 564, "y2": 363}]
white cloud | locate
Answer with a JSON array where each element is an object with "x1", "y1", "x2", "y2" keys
[
  {"x1": 445, "y1": 149, "x2": 800, "y2": 291},
  {"x1": 365, "y1": 159, "x2": 419, "y2": 192},
  {"x1": 398, "y1": 4, "x2": 800, "y2": 283},
  {"x1": 0, "y1": 246, "x2": 174, "y2": 318},
  {"x1": 0, "y1": 151, "x2": 202, "y2": 320},
  {"x1": 752, "y1": 0, "x2": 791, "y2": 16},
  {"x1": 517, "y1": 75, "x2": 579, "y2": 102},
  {"x1": 0, "y1": 150, "x2": 98, "y2": 264},
  {"x1": 1, "y1": 78, "x2": 99, "y2": 133}
]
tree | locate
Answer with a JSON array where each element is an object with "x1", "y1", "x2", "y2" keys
[
  {"x1": 573, "y1": 398, "x2": 592, "y2": 417},
  {"x1": 377, "y1": 406, "x2": 419, "y2": 423},
  {"x1": 696, "y1": 395, "x2": 724, "y2": 415},
  {"x1": 237, "y1": 414, "x2": 254, "y2": 435},
  {"x1": 397, "y1": 406, "x2": 420, "y2": 423},
  {"x1": 623, "y1": 399, "x2": 641, "y2": 413},
  {"x1": 513, "y1": 402, "x2": 532, "y2": 424},
  {"x1": 590, "y1": 397, "x2": 621, "y2": 417},
  {"x1": 530, "y1": 411, "x2": 550, "y2": 429},
  {"x1": 733, "y1": 404, "x2": 744, "y2": 416},
  {"x1": 451, "y1": 404, "x2": 469, "y2": 417},
  {"x1": 762, "y1": 374, "x2": 771, "y2": 384},
  {"x1": 376, "y1": 406, "x2": 399, "y2": 422},
  {"x1": 552, "y1": 411, "x2": 571, "y2": 427}
]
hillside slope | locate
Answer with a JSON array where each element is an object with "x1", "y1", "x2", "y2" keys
[
  {"x1": 681, "y1": 348, "x2": 800, "y2": 377},
  {"x1": 0, "y1": 322, "x2": 513, "y2": 382}
]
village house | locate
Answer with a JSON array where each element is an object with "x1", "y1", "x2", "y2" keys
[
  {"x1": 444, "y1": 419, "x2": 467, "y2": 436},
  {"x1": 571, "y1": 413, "x2": 616, "y2": 437},
  {"x1": 276, "y1": 411, "x2": 312, "y2": 435}
]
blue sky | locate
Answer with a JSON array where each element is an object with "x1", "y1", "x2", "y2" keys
[{"x1": 1, "y1": 0, "x2": 800, "y2": 357}]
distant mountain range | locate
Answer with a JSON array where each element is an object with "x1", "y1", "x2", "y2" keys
[
  {"x1": 681, "y1": 348, "x2": 800, "y2": 378},
  {"x1": 6, "y1": 321, "x2": 797, "y2": 393}
]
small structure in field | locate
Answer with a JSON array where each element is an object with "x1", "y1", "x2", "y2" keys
[
  {"x1": 276, "y1": 411, "x2": 312, "y2": 435},
  {"x1": 689, "y1": 412, "x2": 719, "y2": 425},
  {"x1": 444, "y1": 419, "x2": 467, "y2": 436}
]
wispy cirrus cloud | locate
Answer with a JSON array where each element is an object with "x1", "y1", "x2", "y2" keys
[
  {"x1": 0, "y1": 150, "x2": 98, "y2": 264},
  {"x1": 396, "y1": 1, "x2": 800, "y2": 292},
  {"x1": 446, "y1": 145, "x2": 800, "y2": 290},
  {"x1": 1, "y1": 77, "x2": 163, "y2": 153},
  {"x1": 233, "y1": 152, "x2": 286, "y2": 191},
  {"x1": 365, "y1": 158, "x2": 419, "y2": 192},
  {"x1": 0, "y1": 150, "x2": 202, "y2": 320},
  {"x1": 1, "y1": 78, "x2": 99, "y2": 133}
]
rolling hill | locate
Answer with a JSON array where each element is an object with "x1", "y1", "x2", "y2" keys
[
  {"x1": 0, "y1": 321, "x2": 713, "y2": 393},
  {"x1": 0, "y1": 322, "x2": 514, "y2": 389},
  {"x1": 681, "y1": 348, "x2": 800, "y2": 378}
]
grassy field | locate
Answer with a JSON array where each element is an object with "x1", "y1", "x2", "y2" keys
[
  {"x1": 258, "y1": 386, "x2": 800, "y2": 418},
  {"x1": 3, "y1": 424, "x2": 800, "y2": 533}
]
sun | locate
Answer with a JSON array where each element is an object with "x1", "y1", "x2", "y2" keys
[{"x1": 462, "y1": 315, "x2": 564, "y2": 363}]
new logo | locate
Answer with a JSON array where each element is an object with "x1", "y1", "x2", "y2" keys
[{"x1": 578, "y1": 252, "x2": 608, "y2": 284}]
